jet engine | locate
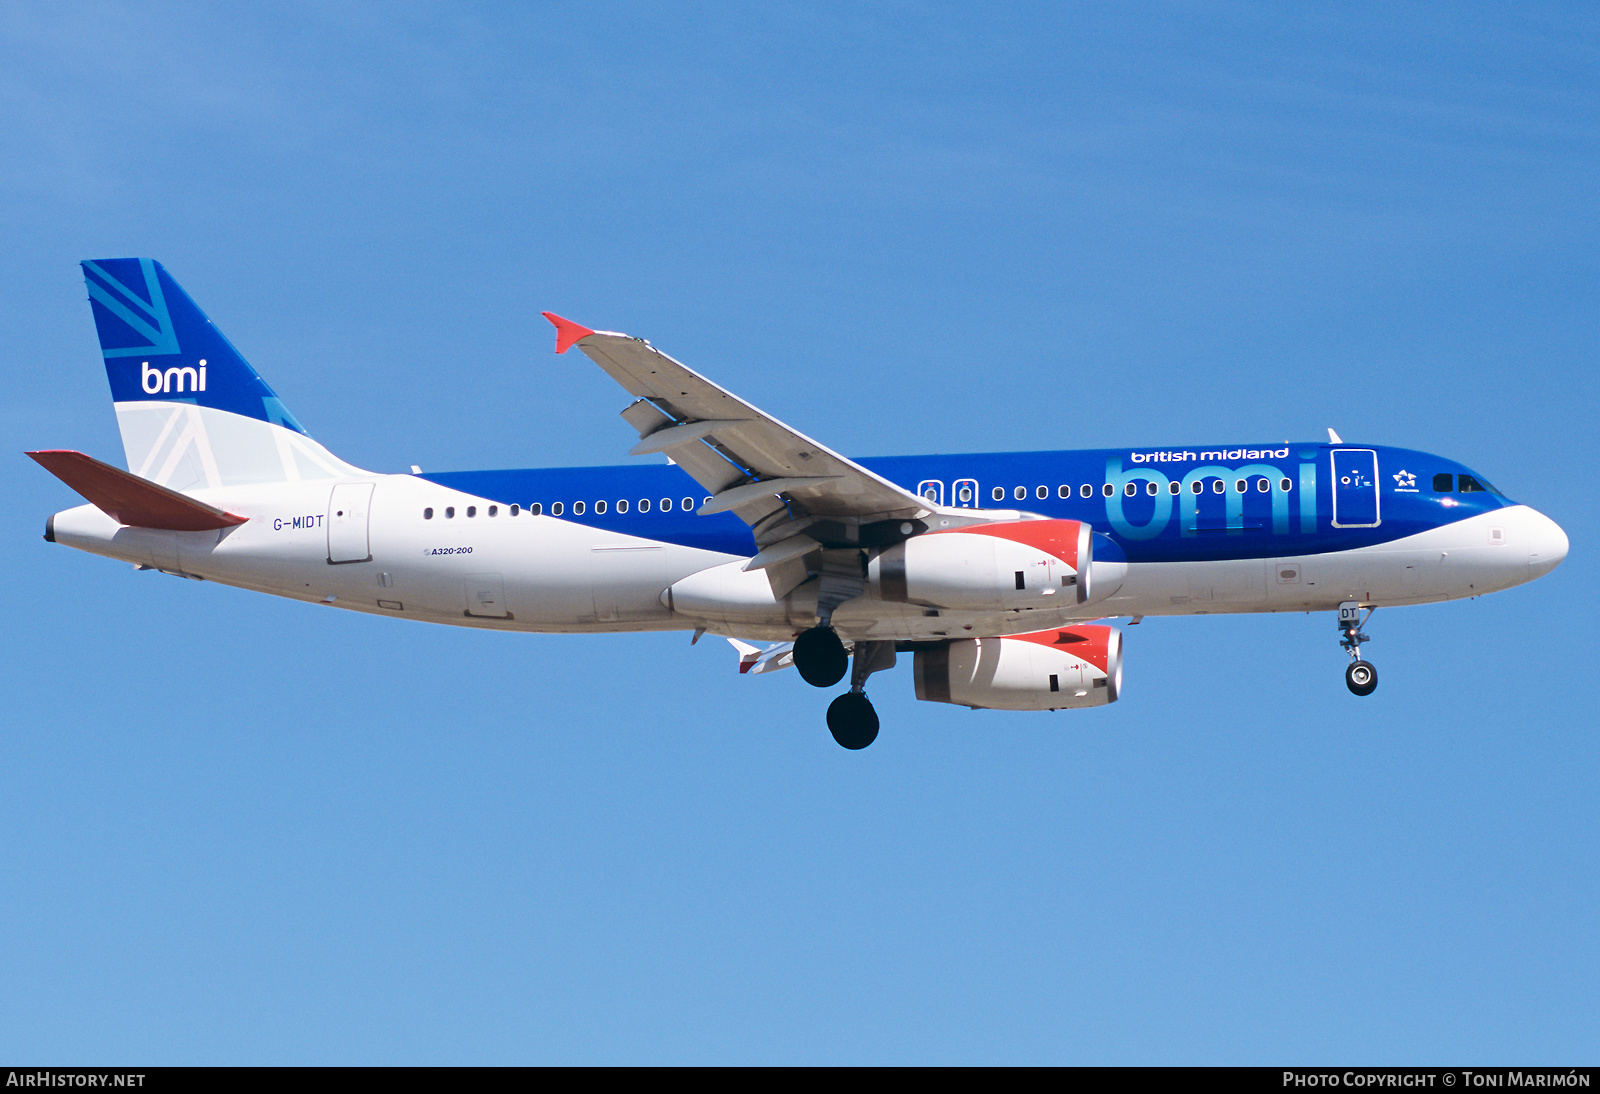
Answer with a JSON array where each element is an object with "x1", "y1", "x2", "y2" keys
[
  {"x1": 913, "y1": 625, "x2": 1123, "y2": 711},
  {"x1": 867, "y1": 519, "x2": 1124, "y2": 610}
]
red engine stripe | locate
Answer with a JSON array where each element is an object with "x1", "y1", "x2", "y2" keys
[
  {"x1": 1004, "y1": 625, "x2": 1113, "y2": 674},
  {"x1": 931, "y1": 519, "x2": 1083, "y2": 569}
]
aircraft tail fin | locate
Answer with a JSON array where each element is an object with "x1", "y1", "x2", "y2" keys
[{"x1": 81, "y1": 258, "x2": 364, "y2": 490}]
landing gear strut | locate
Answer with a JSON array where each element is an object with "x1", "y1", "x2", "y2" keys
[
  {"x1": 795, "y1": 565, "x2": 866, "y2": 689},
  {"x1": 826, "y1": 641, "x2": 895, "y2": 750},
  {"x1": 1338, "y1": 601, "x2": 1378, "y2": 696}
]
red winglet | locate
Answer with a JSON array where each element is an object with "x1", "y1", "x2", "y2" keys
[
  {"x1": 26, "y1": 450, "x2": 248, "y2": 532},
  {"x1": 541, "y1": 312, "x2": 595, "y2": 354}
]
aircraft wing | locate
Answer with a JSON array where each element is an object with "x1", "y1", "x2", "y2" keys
[{"x1": 544, "y1": 313, "x2": 932, "y2": 540}]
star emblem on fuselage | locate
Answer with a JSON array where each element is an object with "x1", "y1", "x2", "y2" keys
[{"x1": 1393, "y1": 470, "x2": 1416, "y2": 489}]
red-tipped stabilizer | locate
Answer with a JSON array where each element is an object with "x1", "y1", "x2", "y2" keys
[
  {"x1": 541, "y1": 312, "x2": 595, "y2": 354},
  {"x1": 27, "y1": 450, "x2": 248, "y2": 531}
]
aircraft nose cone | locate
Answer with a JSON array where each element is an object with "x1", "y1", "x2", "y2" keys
[{"x1": 1525, "y1": 507, "x2": 1568, "y2": 579}]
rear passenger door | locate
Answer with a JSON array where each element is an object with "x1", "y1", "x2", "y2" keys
[{"x1": 327, "y1": 482, "x2": 375, "y2": 563}]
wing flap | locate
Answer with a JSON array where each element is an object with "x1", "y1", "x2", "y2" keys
[
  {"x1": 741, "y1": 533, "x2": 822, "y2": 572},
  {"x1": 628, "y1": 418, "x2": 751, "y2": 456},
  {"x1": 699, "y1": 475, "x2": 840, "y2": 515}
]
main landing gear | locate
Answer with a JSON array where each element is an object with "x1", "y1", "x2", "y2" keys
[
  {"x1": 794, "y1": 625, "x2": 849, "y2": 687},
  {"x1": 827, "y1": 692, "x2": 878, "y2": 750},
  {"x1": 825, "y1": 641, "x2": 895, "y2": 750},
  {"x1": 1338, "y1": 601, "x2": 1378, "y2": 696},
  {"x1": 795, "y1": 625, "x2": 894, "y2": 749}
]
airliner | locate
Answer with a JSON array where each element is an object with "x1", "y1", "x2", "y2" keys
[{"x1": 30, "y1": 259, "x2": 1569, "y2": 748}]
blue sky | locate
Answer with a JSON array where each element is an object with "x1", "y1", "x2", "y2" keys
[{"x1": 2, "y1": 1, "x2": 1595, "y2": 1063}]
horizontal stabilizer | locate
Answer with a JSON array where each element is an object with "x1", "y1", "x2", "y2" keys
[
  {"x1": 727, "y1": 637, "x2": 796, "y2": 676},
  {"x1": 27, "y1": 450, "x2": 247, "y2": 531}
]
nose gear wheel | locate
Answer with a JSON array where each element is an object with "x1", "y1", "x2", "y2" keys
[
  {"x1": 1337, "y1": 602, "x2": 1378, "y2": 696},
  {"x1": 1345, "y1": 660, "x2": 1377, "y2": 696}
]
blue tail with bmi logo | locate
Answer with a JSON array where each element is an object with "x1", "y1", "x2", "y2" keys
[{"x1": 82, "y1": 259, "x2": 362, "y2": 491}]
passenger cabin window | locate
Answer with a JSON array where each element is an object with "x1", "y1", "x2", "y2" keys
[
  {"x1": 1280, "y1": 478, "x2": 1292, "y2": 492},
  {"x1": 1234, "y1": 480, "x2": 1246, "y2": 493},
  {"x1": 1212, "y1": 479, "x2": 1224, "y2": 494},
  {"x1": 1014, "y1": 486, "x2": 1027, "y2": 501},
  {"x1": 992, "y1": 487, "x2": 1005, "y2": 502},
  {"x1": 1124, "y1": 483, "x2": 1137, "y2": 497},
  {"x1": 509, "y1": 504, "x2": 519, "y2": 516},
  {"x1": 466, "y1": 506, "x2": 477, "y2": 517},
  {"x1": 1058, "y1": 485, "x2": 1070, "y2": 499},
  {"x1": 1168, "y1": 482, "x2": 1180, "y2": 495},
  {"x1": 573, "y1": 501, "x2": 586, "y2": 515},
  {"x1": 681, "y1": 497, "x2": 693, "y2": 511},
  {"x1": 595, "y1": 500, "x2": 607, "y2": 514},
  {"x1": 1256, "y1": 478, "x2": 1269, "y2": 492},
  {"x1": 423, "y1": 507, "x2": 434, "y2": 519},
  {"x1": 445, "y1": 506, "x2": 455, "y2": 518},
  {"x1": 1433, "y1": 473, "x2": 1453, "y2": 492},
  {"x1": 1191, "y1": 481, "x2": 1203, "y2": 494},
  {"x1": 1145, "y1": 481, "x2": 1157, "y2": 496},
  {"x1": 488, "y1": 505, "x2": 498, "y2": 516},
  {"x1": 529, "y1": 503, "x2": 542, "y2": 515},
  {"x1": 1036, "y1": 485, "x2": 1048, "y2": 500},
  {"x1": 638, "y1": 499, "x2": 650, "y2": 512},
  {"x1": 660, "y1": 498, "x2": 672, "y2": 512},
  {"x1": 1102, "y1": 484, "x2": 1114, "y2": 497},
  {"x1": 1080, "y1": 484, "x2": 1093, "y2": 498},
  {"x1": 617, "y1": 499, "x2": 629, "y2": 514},
  {"x1": 551, "y1": 502, "x2": 563, "y2": 516}
]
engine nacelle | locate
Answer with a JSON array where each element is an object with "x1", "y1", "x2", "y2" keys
[
  {"x1": 868, "y1": 520, "x2": 1123, "y2": 611},
  {"x1": 913, "y1": 625, "x2": 1123, "y2": 711}
]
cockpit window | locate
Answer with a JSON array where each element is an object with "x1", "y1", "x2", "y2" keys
[
  {"x1": 1458, "y1": 475, "x2": 1485, "y2": 493},
  {"x1": 1433, "y1": 473, "x2": 1453, "y2": 492}
]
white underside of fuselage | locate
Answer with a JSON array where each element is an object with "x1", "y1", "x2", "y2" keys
[
  {"x1": 1096, "y1": 502, "x2": 1564, "y2": 618},
  {"x1": 46, "y1": 471, "x2": 1564, "y2": 643}
]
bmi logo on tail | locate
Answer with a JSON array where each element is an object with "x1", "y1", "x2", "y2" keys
[{"x1": 140, "y1": 360, "x2": 208, "y2": 394}]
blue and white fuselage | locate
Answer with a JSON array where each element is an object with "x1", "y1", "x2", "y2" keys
[
  {"x1": 34, "y1": 259, "x2": 1569, "y2": 747},
  {"x1": 46, "y1": 442, "x2": 1566, "y2": 633}
]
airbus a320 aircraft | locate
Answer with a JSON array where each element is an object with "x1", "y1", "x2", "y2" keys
[{"x1": 31, "y1": 259, "x2": 1569, "y2": 748}]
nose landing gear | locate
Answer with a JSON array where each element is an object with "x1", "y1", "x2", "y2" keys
[{"x1": 1338, "y1": 601, "x2": 1378, "y2": 696}]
